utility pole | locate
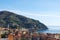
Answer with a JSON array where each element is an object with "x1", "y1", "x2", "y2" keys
[{"x1": 8, "y1": 24, "x2": 9, "y2": 29}]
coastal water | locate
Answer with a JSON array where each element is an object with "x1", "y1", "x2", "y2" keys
[{"x1": 38, "y1": 26, "x2": 60, "y2": 34}]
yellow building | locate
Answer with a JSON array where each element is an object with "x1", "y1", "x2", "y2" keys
[{"x1": 54, "y1": 34, "x2": 60, "y2": 39}]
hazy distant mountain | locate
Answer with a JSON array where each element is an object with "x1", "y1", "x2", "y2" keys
[{"x1": 0, "y1": 11, "x2": 48, "y2": 30}]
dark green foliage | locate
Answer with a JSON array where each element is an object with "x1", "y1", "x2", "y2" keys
[
  {"x1": 1, "y1": 32, "x2": 8, "y2": 38},
  {"x1": 0, "y1": 11, "x2": 48, "y2": 30}
]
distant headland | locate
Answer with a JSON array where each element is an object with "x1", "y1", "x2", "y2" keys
[{"x1": 0, "y1": 11, "x2": 48, "y2": 31}]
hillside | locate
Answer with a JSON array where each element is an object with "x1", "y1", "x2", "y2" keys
[{"x1": 0, "y1": 11, "x2": 48, "y2": 30}]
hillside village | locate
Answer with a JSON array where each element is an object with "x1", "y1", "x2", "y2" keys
[{"x1": 0, "y1": 27, "x2": 60, "y2": 40}]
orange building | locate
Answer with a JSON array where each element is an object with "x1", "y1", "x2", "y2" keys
[{"x1": 8, "y1": 33, "x2": 14, "y2": 40}]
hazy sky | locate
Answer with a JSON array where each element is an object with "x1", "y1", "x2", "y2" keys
[{"x1": 0, "y1": 0, "x2": 60, "y2": 26}]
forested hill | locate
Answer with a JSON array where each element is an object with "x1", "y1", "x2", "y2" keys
[{"x1": 0, "y1": 11, "x2": 48, "y2": 30}]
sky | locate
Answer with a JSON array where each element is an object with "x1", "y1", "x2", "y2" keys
[{"x1": 0, "y1": 0, "x2": 60, "y2": 26}]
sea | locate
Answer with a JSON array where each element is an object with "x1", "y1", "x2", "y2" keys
[{"x1": 38, "y1": 26, "x2": 60, "y2": 34}]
